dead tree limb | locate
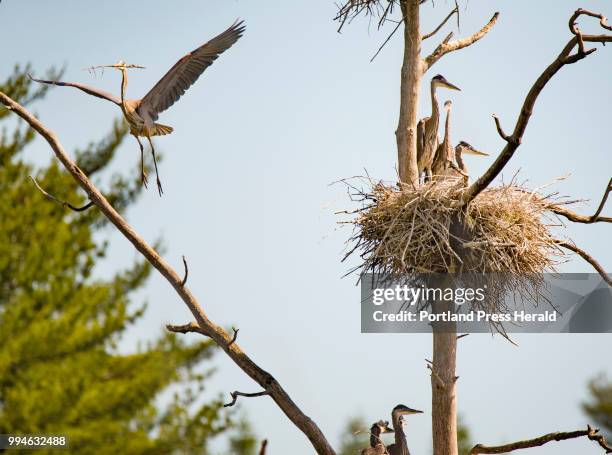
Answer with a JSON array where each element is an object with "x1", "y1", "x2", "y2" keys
[
  {"x1": 0, "y1": 92, "x2": 337, "y2": 455},
  {"x1": 224, "y1": 390, "x2": 271, "y2": 408},
  {"x1": 550, "y1": 178, "x2": 612, "y2": 224},
  {"x1": 469, "y1": 425, "x2": 612, "y2": 454},
  {"x1": 556, "y1": 241, "x2": 612, "y2": 287},
  {"x1": 30, "y1": 176, "x2": 94, "y2": 212},
  {"x1": 423, "y1": 12, "x2": 499, "y2": 70},
  {"x1": 181, "y1": 255, "x2": 189, "y2": 286},
  {"x1": 166, "y1": 321, "x2": 207, "y2": 335},
  {"x1": 461, "y1": 9, "x2": 612, "y2": 207},
  {"x1": 259, "y1": 439, "x2": 269, "y2": 455},
  {"x1": 422, "y1": 4, "x2": 458, "y2": 40}
]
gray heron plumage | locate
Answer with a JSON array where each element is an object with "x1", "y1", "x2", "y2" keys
[
  {"x1": 417, "y1": 74, "x2": 461, "y2": 182},
  {"x1": 29, "y1": 20, "x2": 245, "y2": 196},
  {"x1": 386, "y1": 404, "x2": 423, "y2": 455},
  {"x1": 360, "y1": 420, "x2": 394, "y2": 455},
  {"x1": 454, "y1": 140, "x2": 489, "y2": 185}
]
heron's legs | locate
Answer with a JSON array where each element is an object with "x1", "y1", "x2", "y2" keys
[
  {"x1": 146, "y1": 135, "x2": 163, "y2": 196},
  {"x1": 133, "y1": 135, "x2": 148, "y2": 188}
]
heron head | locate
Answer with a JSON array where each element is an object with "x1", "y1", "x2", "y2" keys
[
  {"x1": 457, "y1": 140, "x2": 489, "y2": 156},
  {"x1": 103, "y1": 60, "x2": 145, "y2": 71},
  {"x1": 444, "y1": 100, "x2": 453, "y2": 110},
  {"x1": 432, "y1": 74, "x2": 461, "y2": 91},
  {"x1": 393, "y1": 404, "x2": 424, "y2": 416},
  {"x1": 375, "y1": 420, "x2": 394, "y2": 434}
]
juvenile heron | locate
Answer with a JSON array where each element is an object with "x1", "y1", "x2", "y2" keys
[
  {"x1": 454, "y1": 140, "x2": 489, "y2": 185},
  {"x1": 361, "y1": 420, "x2": 394, "y2": 455},
  {"x1": 29, "y1": 20, "x2": 245, "y2": 196},
  {"x1": 386, "y1": 404, "x2": 423, "y2": 455},
  {"x1": 417, "y1": 74, "x2": 461, "y2": 181}
]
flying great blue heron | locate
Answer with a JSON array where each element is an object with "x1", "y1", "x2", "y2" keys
[
  {"x1": 361, "y1": 420, "x2": 394, "y2": 455},
  {"x1": 385, "y1": 404, "x2": 423, "y2": 455},
  {"x1": 29, "y1": 20, "x2": 245, "y2": 196},
  {"x1": 417, "y1": 75, "x2": 461, "y2": 182}
]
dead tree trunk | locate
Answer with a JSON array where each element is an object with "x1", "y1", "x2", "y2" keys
[
  {"x1": 430, "y1": 279, "x2": 459, "y2": 455},
  {"x1": 396, "y1": 0, "x2": 422, "y2": 186}
]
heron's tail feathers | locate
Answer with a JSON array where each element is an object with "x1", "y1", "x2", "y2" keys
[{"x1": 152, "y1": 123, "x2": 174, "y2": 136}]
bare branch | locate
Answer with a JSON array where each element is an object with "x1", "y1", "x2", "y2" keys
[
  {"x1": 224, "y1": 390, "x2": 271, "y2": 408},
  {"x1": 556, "y1": 241, "x2": 611, "y2": 287},
  {"x1": 30, "y1": 176, "x2": 94, "y2": 212},
  {"x1": 259, "y1": 439, "x2": 269, "y2": 455},
  {"x1": 0, "y1": 92, "x2": 337, "y2": 455},
  {"x1": 491, "y1": 114, "x2": 511, "y2": 142},
  {"x1": 424, "y1": 12, "x2": 499, "y2": 70},
  {"x1": 181, "y1": 255, "x2": 189, "y2": 286},
  {"x1": 470, "y1": 425, "x2": 612, "y2": 454},
  {"x1": 549, "y1": 178, "x2": 612, "y2": 224},
  {"x1": 371, "y1": 18, "x2": 404, "y2": 62},
  {"x1": 228, "y1": 327, "x2": 239, "y2": 347},
  {"x1": 166, "y1": 321, "x2": 207, "y2": 336},
  {"x1": 461, "y1": 10, "x2": 612, "y2": 207},
  {"x1": 422, "y1": 5, "x2": 458, "y2": 40}
]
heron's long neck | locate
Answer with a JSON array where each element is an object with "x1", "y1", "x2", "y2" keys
[
  {"x1": 119, "y1": 68, "x2": 129, "y2": 112},
  {"x1": 370, "y1": 427, "x2": 380, "y2": 448},
  {"x1": 443, "y1": 108, "x2": 452, "y2": 160},
  {"x1": 392, "y1": 413, "x2": 409, "y2": 455},
  {"x1": 455, "y1": 146, "x2": 466, "y2": 172},
  {"x1": 430, "y1": 83, "x2": 439, "y2": 124}
]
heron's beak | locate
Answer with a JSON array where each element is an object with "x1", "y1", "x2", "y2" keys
[
  {"x1": 464, "y1": 146, "x2": 489, "y2": 157},
  {"x1": 402, "y1": 408, "x2": 424, "y2": 415},
  {"x1": 443, "y1": 80, "x2": 461, "y2": 91},
  {"x1": 383, "y1": 425, "x2": 394, "y2": 433}
]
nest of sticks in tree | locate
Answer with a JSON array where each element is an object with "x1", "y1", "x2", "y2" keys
[{"x1": 341, "y1": 176, "x2": 574, "y2": 318}]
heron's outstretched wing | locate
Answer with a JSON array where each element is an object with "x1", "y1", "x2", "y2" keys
[
  {"x1": 137, "y1": 20, "x2": 245, "y2": 121},
  {"x1": 28, "y1": 74, "x2": 121, "y2": 105}
]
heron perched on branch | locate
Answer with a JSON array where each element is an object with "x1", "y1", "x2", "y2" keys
[
  {"x1": 386, "y1": 404, "x2": 423, "y2": 455},
  {"x1": 361, "y1": 420, "x2": 394, "y2": 455},
  {"x1": 417, "y1": 74, "x2": 461, "y2": 182},
  {"x1": 29, "y1": 20, "x2": 245, "y2": 196}
]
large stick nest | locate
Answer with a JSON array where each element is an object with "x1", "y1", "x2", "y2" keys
[{"x1": 343, "y1": 178, "x2": 568, "y2": 277}]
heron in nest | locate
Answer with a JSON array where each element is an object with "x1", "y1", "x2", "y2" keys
[
  {"x1": 29, "y1": 20, "x2": 245, "y2": 196},
  {"x1": 361, "y1": 420, "x2": 394, "y2": 455},
  {"x1": 386, "y1": 404, "x2": 423, "y2": 455},
  {"x1": 417, "y1": 74, "x2": 461, "y2": 182},
  {"x1": 432, "y1": 101, "x2": 489, "y2": 184}
]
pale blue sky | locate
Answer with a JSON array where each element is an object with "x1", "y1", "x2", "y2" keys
[{"x1": 2, "y1": 0, "x2": 611, "y2": 454}]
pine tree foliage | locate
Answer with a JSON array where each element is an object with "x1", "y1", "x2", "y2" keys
[{"x1": 0, "y1": 65, "x2": 253, "y2": 454}]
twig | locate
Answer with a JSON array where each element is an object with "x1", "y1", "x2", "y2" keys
[
  {"x1": 30, "y1": 176, "x2": 94, "y2": 212},
  {"x1": 224, "y1": 390, "x2": 271, "y2": 408},
  {"x1": 461, "y1": 10, "x2": 612, "y2": 207},
  {"x1": 549, "y1": 178, "x2": 612, "y2": 224},
  {"x1": 457, "y1": 333, "x2": 469, "y2": 340},
  {"x1": 422, "y1": 5, "x2": 459, "y2": 40},
  {"x1": 426, "y1": 359, "x2": 447, "y2": 389},
  {"x1": 259, "y1": 439, "x2": 268, "y2": 455},
  {"x1": 0, "y1": 92, "x2": 337, "y2": 455},
  {"x1": 556, "y1": 241, "x2": 611, "y2": 287},
  {"x1": 228, "y1": 327, "x2": 239, "y2": 347},
  {"x1": 423, "y1": 12, "x2": 499, "y2": 70},
  {"x1": 166, "y1": 321, "x2": 207, "y2": 336},
  {"x1": 470, "y1": 424, "x2": 612, "y2": 454},
  {"x1": 371, "y1": 18, "x2": 404, "y2": 62},
  {"x1": 181, "y1": 255, "x2": 188, "y2": 286},
  {"x1": 492, "y1": 114, "x2": 512, "y2": 142}
]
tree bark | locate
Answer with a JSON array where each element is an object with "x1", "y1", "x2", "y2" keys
[
  {"x1": 431, "y1": 294, "x2": 458, "y2": 455},
  {"x1": 396, "y1": 0, "x2": 423, "y2": 185}
]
